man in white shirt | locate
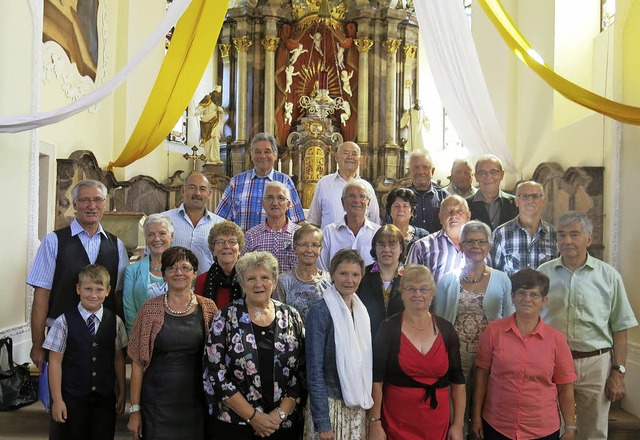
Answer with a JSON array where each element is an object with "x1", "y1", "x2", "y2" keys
[
  {"x1": 319, "y1": 179, "x2": 381, "y2": 270},
  {"x1": 307, "y1": 141, "x2": 380, "y2": 228}
]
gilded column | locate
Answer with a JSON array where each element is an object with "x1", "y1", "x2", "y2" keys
[
  {"x1": 403, "y1": 44, "x2": 418, "y2": 109},
  {"x1": 218, "y1": 43, "x2": 232, "y2": 109},
  {"x1": 261, "y1": 36, "x2": 280, "y2": 135},
  {"x1": 354, "y1": 37, "x2": 373, "y2": 146},
  {"x1": 382, "y1": 38, "x2": 401, "y2": 147},
  {"x1": 233, "y1": 36, "x2": 252, "y2": 142}
]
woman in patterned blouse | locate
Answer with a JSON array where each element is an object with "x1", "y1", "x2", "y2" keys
[{"x1": 203, "y1": 251, "x2": 305, "y2": 439}]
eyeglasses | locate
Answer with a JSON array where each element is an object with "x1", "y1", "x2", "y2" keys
[
  {"x1": 76, "y1": 197, "x2": 106, "y2": 205},
  {"x1": 403, "y1": 287, "x2": 433, "y2": 294},
  {"x1": 296, "y1": 242, "x2": 321, "y2": 250},
  {"x1": 475, "y1": 169, "x2": 502, "y2": 178},
  {"x1": 515, "y1": 290, "x2": 543, "y2": 300},
  {"x1": 516, "y1": 193, "x2": 544, "y2": 200},
  {"x1": 462, "y1": 239, "x2": 490, "y2": 246},
  {"x1": 376, "y1": 241, "x2": 400, "y2": 249},
  {"x1": 264, "y1": 194, "x2": 288, "y2": 202},
  {"x1": 165, "y1": 265, "x2": 194, "y2": 274},
  {"x1": 344, "y1": 193, "x2": 369, "y2": 200},
  {"x1": 214, "y1": 239, "x2": 239, "y2": 247}
]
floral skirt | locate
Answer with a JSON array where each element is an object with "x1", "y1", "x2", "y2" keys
[{"x1": 303, "y1": 397, "x2": 368, "y2": 440}]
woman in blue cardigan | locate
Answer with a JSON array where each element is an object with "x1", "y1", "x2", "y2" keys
[
  {"x1": 434, "y1": 220, "x2": 512, "y2": 435},
  {"x1": 123, "y1": 214, "x2": 174, "y2": 334}
]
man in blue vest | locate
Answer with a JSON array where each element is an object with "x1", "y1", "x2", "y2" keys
[{"x1": 27, "y1": 179, "x2": 129, "y2": 370}]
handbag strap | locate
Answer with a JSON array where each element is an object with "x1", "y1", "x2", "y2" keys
[{"x1": 0, "y1": 337, "x2": 15, "y2": 371}]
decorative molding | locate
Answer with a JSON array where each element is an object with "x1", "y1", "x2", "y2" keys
[
  {"x1": 261, "y1": 35, "x2": 281, "y2": 52},
  {"x1": 41, "y1": 0, "x2": 109, "y2": 112},
  {"x1": 0, "y1": 323, "x2": 31, "y2": 340},
  {"x1": 403, "y1": 44, "x2": 417, "y2": 59},
  {"x1": 354, "y1": 37, "x2": 374, "y2": 53},
  {"x1": 233, "y1": 36, "x2": 253, "y2": 53},
  {"x1": 219, "y1": 43, "x2": 232, "y2": 58},
  {"x1": 382, "y1": 38, "x2": 402, "y2": 54}
]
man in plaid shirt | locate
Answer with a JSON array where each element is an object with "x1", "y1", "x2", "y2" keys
[
  {"x1": 490, "y1": 181, "x2": 557, "y2": 277},
  {"x1": 214, "y1": 132, "x2": 305, "y2": 231}
]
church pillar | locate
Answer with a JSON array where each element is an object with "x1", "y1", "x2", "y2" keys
[
  {"x1": 233, "y1": 36, "x2": 252, "y2": 143},
  {"x1": 261, "y1": 36, "x2": 280, "y2": 136},
  {"x1": 402, "y1": 44, "x2": 417, "y2": 172},
  {"x1": 219, "y1": 43, "x2": 232, "y2": 109},
  {"x1": 212, "y1": 43, "x2": 219, "y2": 86},
  {"x1": 382, "y1": 38, "x2": 401, "y2": 148},
  {"x1": 354, "y1": 38, "x2": 373, "y2": 146}
]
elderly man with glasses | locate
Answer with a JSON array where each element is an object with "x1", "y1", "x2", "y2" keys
[
  {"x1": 490, "y1": 181, "x2": 557, "y2": 277},
  {"x1": 27, "y1": 179, "x2": 129, "y2": 371},
  {"x1": 466, "y1": 154, "x2": 518, "y2": 230}
]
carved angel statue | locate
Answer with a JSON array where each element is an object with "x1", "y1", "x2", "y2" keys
[
  {"x1": 289, "y1": 43, "x2": 308, "y2": 65},
  {"x1": 400, "y1": 98, "x2": 430, "y2": 154},
  {"x1": 284, "y1": 102, "x2": 294, "y2": 126},
  {"x1": 340, "y1": 101, "x2": 351, "y2": 126},
  {"x1": 311, "y1": 32, "x2": 324, "y2": 56},
  {"x1": 284, "y1": 65, "x2": 300, "y2": 93},
  {"x1": 195, "y1": 87, "x2": 225, "y2": 164},
  {"x1": 340, "y1": 70, "x2": 353, "y2": 97},
  {"x1": 336, "y1": 43, "x2": 345, "y2": 69}
]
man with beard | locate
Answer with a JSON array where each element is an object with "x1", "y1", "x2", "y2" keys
[{"x1": 163, "y1": 173, "x2": 224, "y2": 275}]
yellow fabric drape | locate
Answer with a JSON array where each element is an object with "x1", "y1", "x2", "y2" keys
[
  {"x1": 109, "y1": 0, "x2": 229, "y2": 170},
  {"x1": 478, "y1": 0, "x2": 640, "y2": 125}
]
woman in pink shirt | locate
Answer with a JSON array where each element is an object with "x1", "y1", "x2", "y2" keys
[{"x1": 472, "y1": 269, "x2": 577, "y2": 440}]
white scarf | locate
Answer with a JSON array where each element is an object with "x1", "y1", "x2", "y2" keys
[{"x1": 323, "y1": 284, "x2": 374, "y2": 409}]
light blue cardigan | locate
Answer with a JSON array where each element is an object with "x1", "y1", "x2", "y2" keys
[
  {"x1": 123, "y1": 256, "x2": 153, "y2": 335},
  {"x1": 434, "y1": 268, "x2": 514, "y2": 325}
]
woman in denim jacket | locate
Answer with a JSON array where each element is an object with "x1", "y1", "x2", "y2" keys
[{"x1": 305, "y1": 249, "x2": 373, "y2": 440}]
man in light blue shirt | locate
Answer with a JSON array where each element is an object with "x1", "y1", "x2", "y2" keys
[
  {"x1": 163, "y1": 172, "x2": 224, "y2": 275},
  {"x1": 539, "y1": 211, "x2": 637, "y2": 440}
]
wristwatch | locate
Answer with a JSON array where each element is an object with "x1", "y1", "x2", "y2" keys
[
  {"x1": 564, "y1": 425, "x2": 577, "y2": 431},
  {"x1": 129, "y1": 404, "x2": 141, "y2": 414},
  {"x1": 612, "y1": 364, "x2": 627, "y2": 374},
  {"x1": 276, "y1": 407, "x2": 286, "y2": 421}
]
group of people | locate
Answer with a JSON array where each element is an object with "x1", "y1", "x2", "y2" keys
[{"x1": 26, "y1": 132, "x2": 637, "y2": 440}]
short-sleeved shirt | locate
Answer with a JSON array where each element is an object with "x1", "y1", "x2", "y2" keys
[
  {"x1": 490, "y1": 217, "x2": 557, "y2": 277},
  {"x1": 319, "y1": 217, "x2": 380, "y2": 271},
  {"x1": 214, "y1": 168, "x2": 305, "y2": 231},
  {"x1": 163, "y1": 204, "x2": 224, "y2": 275},
  {"x1": 243, "y1": 219, "x2": 301, "y2": 273},
  {"x1": 306, "y1": 172, "x2": 381, "y2": 228},
  {"x1": 538, "y1": 254, "x2": 638, "y2": 352},
  {"x1": 405, "y1": 229, "x2": 465, "y2": 284},
  {"x1": 43, "y1": 304, "x2": 128, "y2": 354},
  {"x1": 475, "y1": 314, "x2": 577, "y2": 439},
  {"x1": 27, "y1": 218, "x2": 129, "y2": 291}
]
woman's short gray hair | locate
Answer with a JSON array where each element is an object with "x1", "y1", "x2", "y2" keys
[
  {"x1": 71, "y1": 179, "x2": 108, "y2": 202},
  {"x1": 460, "y1": 220, "x2": 492, "y2": 245},
  {"x1": 235, "y1": 251, "x2": 279, "y2": 285},
  {"x1": 143, "y1": 214, "x2": 174, "y2": 235},
  {"x1": 557, "y1": 211, "x2": 593, "y2": 235}
]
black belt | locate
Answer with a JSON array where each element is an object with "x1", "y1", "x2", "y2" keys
[{"x1": 571, "y1": 347, "x2": 612, "y2": 359}]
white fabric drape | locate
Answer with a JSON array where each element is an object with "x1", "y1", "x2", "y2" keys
[
  {"x1": 0, "y1": 0, "x2": 192, "y2": 134},
  {"x1": 414, "y1": 0, "x2": 516, "y2": 171}
]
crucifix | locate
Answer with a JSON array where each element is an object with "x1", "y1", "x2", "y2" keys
[{"x1": 183, "y1": 146, "x2": 207, "y2": 172}]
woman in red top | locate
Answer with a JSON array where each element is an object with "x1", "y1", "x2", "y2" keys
[
  {"x1": 194, "y1": 220, "x2": 244, "y2": 308},
  {"x1": 370, "y1": 264, "x2": 466, "y2": 440},
  {"x1": 472, "y1": 269, "x2": 577, "y2": 440}
]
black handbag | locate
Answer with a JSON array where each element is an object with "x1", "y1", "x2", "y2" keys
[{"x1": 0, "y1": 337, "x2": 37, "y2": 411}]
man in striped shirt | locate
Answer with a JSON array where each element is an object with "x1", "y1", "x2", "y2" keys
[
  {"x1": 405, "y1": 195, "x2": 471, "y2": 283},
  {"x1": 214, "y1": 132, "x2": 305, "y2": 231}
]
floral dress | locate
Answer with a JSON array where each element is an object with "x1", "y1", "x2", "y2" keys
[{"x1": 203, "y1": 299, "x2": 305, "y2": 428}]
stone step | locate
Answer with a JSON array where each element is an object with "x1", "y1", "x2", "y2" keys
[{"x1": 609, "y1": 406, "x2": 640, "y2": 440}]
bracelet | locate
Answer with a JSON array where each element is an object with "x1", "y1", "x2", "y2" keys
[
  {"x1": 246, "y1": 408, "x2": 257, "y2": 424},
  {"x1": 128, "y1": 404, "x2": 141, "y2": 414},
  {"x1": 565, "y1": 425, "x2": 577, "y2": 431},
  {"x1": 369, "y1": 417, "x2": 381, "y2": 423}
]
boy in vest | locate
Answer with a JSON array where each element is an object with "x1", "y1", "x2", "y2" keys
[{"x1": 43, "y1": 264, "x2": 127, "y2": 440}]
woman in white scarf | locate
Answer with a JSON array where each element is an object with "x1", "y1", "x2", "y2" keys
[{"x1": 305, "y1": 249, "x2": 373, "y2": 440}]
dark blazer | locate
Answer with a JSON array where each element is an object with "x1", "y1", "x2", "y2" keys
[
  {"x1": 357, "y1": 264, "x2": 404, "y2": 338},
  {"x1": 466, "y1": 192, "x2": 518, "y2": 230}
]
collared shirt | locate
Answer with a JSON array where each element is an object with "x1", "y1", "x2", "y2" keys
[
  {"x1": 163, "y1": 204, "x2": 224, "y2": 275},
  {"x1": 471, "y1": 190, "x2": 517, "y2": 230},
  {"x1": 444, "y1": 183, "x2": 477, "y2": 199},
  {"x1": 405, "y1": 229, "x2": 465, "y2": 283},
  {"x1": 319, "y1": 217, "x2": 380, "y2": 271},
  {"x1": 243, "y1": 219, "x2": 301, "y2": 273},
  {"x1": 476, "y1": 314, "x2": 577, "y2": 439},
  {"x1": 27, "y1": 218, "x2": 129, "y2": 290},
  {"x1": 538, "y1": 254, "x2": 638, "y2": 352},
  {"x1": 490, "y1": 217, "x2": 557, "y2": 277},
  {"x1": 214, "y1": 168, "x2": 305, "y2": 231},
  {"x1": 43, "y1": 304, "x2": 128, "y2": 354},
  {"x1": 407, "y1": 183, "x2": 449, "y2": 233},
  {"x1": 306, "y1": 172, "x2": 381, "y2": 228}
]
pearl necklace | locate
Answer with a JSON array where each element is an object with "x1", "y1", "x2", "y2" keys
[
  {"x1": 164, "y1": 292, "x2": 195, "y2": 315},
  {"x1": 462, "y1": 266, "x2": 486, "y2": 284}
]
